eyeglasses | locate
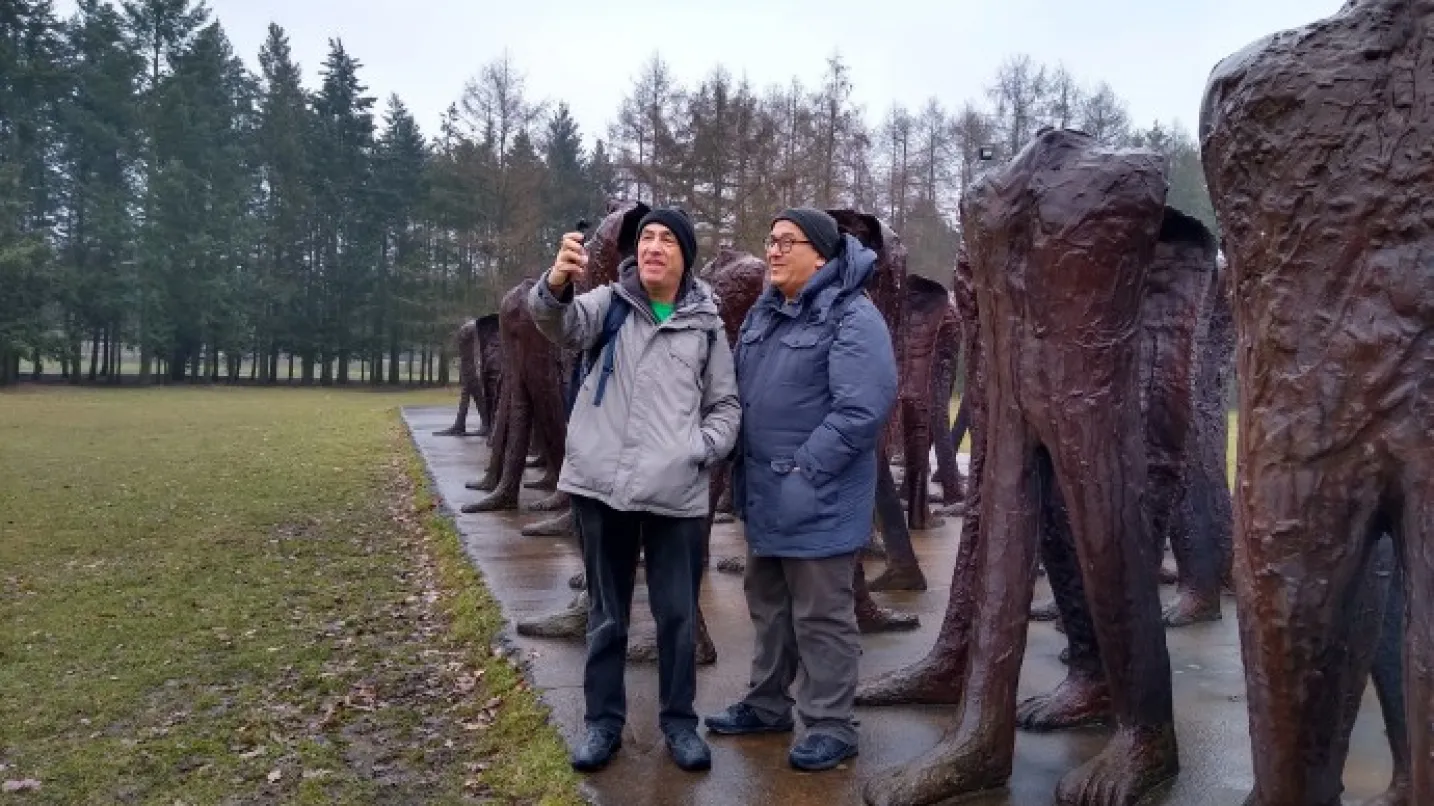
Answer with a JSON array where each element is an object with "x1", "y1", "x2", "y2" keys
[{"x1": 762, "y1": 236, "x2": 811, "y2": 255}]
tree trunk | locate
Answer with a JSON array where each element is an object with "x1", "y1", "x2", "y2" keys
[
  {"x1": 337, "y1": 349, "x2": 349, "y2": 384},
  {"x1": 99, "y1": 327, "x2": 111, "y2": 380},
  {"x1": 169, "y1": 345, "x2": 185, "y2": 382},
  {"x1": 302, "y1": 351, "x2": 314, "y2": 385},
  {"x1": 388, "y1": 338, "x2": 399, "y2": 385},
  {"x1": 89, "y1": 329, "x2": 102, "y2": 382},
  {"x1": 437, "y1": 345, "x2": 450, "y2": 385},
  {"x1": 31, "y1": 347, "x2": 42, "y2": 381},
  {"x1": 107, "y1": 327, "x2": 120, "y2": 383},
  {"x1": 69, "y1": 335, "x2": 81, "y2": 384}
]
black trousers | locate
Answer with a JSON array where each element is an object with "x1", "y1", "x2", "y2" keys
[{"x1": 573, "y1": 494, "x2": 706, "y2": 735}]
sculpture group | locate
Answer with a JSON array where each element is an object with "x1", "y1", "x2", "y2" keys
[{"x1": 435, "y1": 2, "x2": 1427, "y2": 803}]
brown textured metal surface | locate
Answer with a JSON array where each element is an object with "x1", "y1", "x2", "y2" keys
[{"x1": 1200, "y1": 1, "x2": 1431, "y2": 803}]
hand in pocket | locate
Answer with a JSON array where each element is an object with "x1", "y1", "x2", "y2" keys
[{"x1": 775, "y1": 467, "x2": 820, "y2": 531}]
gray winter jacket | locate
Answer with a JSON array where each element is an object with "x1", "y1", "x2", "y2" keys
[{"x1": 527, "y1": 260, "x2": 741, "y2": 518}]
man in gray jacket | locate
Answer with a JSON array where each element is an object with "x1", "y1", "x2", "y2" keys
[{"x1": 528, "y1": 207, "x2": 740, "y2": 774}]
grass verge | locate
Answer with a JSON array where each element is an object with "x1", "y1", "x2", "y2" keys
[{"x1": 0, "y1": 386, "x2": 582, "y2": 805}]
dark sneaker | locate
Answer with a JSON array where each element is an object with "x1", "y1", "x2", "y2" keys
[
  {"x1": 703, "y1": 703, "x2": 795, "y2": 735},
  {"x1": 664, "y1": 727, "x2": 712, "y2": 771},
  {"x1": 570, "y1": 726, "x2": 622, "y2": 772},
  {"x1": 788, "y1": 733, "x2": 858, "y2": 771}
]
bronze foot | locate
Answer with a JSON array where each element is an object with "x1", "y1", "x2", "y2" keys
[
  {"x1": 525, "y1": 490, "x2": 568, "y2": 512},
  {"x1": 521, "y1": 510, "x2": 573, "y2": 537},
  {"x1": 515, "y1": 593, "x2": 588, "y2": 639},
  {"x1": 465, "y1": 476, "x2": 498, "y2": 492},
  {"x1": 433, "y1": 425, "x2": 467, "y2": 436},
  {"x1": 861, "y1": 731, "x2": 1011, "y2": 806},
  {"x1": 1016, "y1": 672, "x2": 1112, "y2": 731},
  {"x1": 867, "y1": 565, "x2": 928, "y2": 592},
  {"x1": 460, "y1": 491, "x2": 518, "y2": 513},
  {"x1": 855, "y1": 652, "x2": 966, "y2": 706},
  {"x1": 1054, "y1": 724, "x2": 1179, "y2": 806},
  {"x1": 1162, "y1": 591, "x2": 1222, "y2": 627},
  {"x1": 627, "y1": 622, "x2": 717, "y2": 665},
  {"x1": 856, "y1": 600, "x2": 921, "y2": 633},
  {"x1": 937, "y1": 501, "x2": 966, "y2": 517}
]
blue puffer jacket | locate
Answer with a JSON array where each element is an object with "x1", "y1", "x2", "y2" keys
[{"x1": 731, "y1": 233, "x2": 898, "y2": 558}]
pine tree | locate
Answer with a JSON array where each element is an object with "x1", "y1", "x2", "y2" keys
[
  {"x1": 123, "y1": 0, "x2": 208, "y2": 383},
  {"x1": 373, "y1": 93, "x2": 427, "y2": 384},
  {"x1": 57, "y1": 0, "x2": 142, "y2": 382},
  {"x1": 0, "y1": 0, "x2": 63, "y2": 385},
  {"x1": 310, "y1": 37, "x2": 375, "y2": 384},
  {"x1": 541, "y1": 102, "x2": 590, "y2": 244}
]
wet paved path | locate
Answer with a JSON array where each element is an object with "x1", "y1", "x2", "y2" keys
[{"x1": 403, "y1": 405, "x2": 1396, "y2": 806}]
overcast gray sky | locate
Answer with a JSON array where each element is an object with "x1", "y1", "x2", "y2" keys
[{"x1": 67, "y1": 0, "x2": 1344, "y2": 144}]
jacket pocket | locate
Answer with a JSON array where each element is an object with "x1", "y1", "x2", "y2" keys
[
  {"x1": 777, "y1": 330, "x2": 827, "y2": 387},
  {"x1": 565, "y1": 409, "x2": 616, "y2": 494},
  {"x1": 772, "y1": 464, "x2": 826, "y2": 534},
  {"x1": 628, "y1": 444, "x2": 702, "y2": 514},
  {"x1": 655, "y1": 330, "x2": 706, "y2": 416}
]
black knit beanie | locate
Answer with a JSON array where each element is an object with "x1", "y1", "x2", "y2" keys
[
  {"x1": 636, "y1": 207, "x2": 698, "y2": 272},
  {"x1": 772, "y1": 207, "x2": 842, "y2": 260}
]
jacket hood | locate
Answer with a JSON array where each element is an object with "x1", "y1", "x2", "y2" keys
[
  {"x1": 616, "y1": 255, "x2": 721, "y2": 323},
  {"x1": 758, "y1": 232, "x2": 878, "y2": 314}
]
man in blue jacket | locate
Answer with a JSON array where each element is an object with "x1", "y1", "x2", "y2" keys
[{"x1": 704, "y1": 208, "x2": 898, "y2": 771}]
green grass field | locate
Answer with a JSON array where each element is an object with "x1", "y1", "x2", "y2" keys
[{"x1": 0, "y1": 386, "x2": 582, "y2": 805}]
